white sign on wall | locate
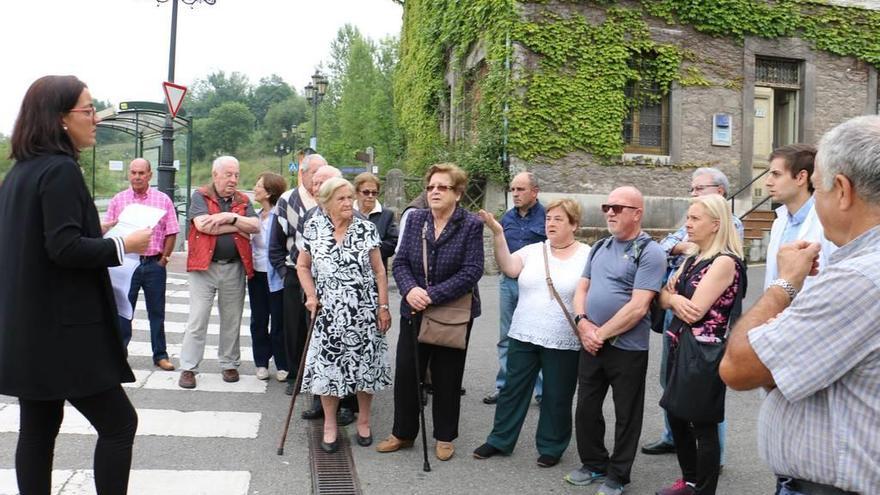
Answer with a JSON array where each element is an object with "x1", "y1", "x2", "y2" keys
[{"x1": 109, "y1": 160, "x2": 124, "y2": 171}]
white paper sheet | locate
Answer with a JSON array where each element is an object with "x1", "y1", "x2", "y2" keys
[{"x1": 104, "y1": 204, "x2": 166, "y2": 319}]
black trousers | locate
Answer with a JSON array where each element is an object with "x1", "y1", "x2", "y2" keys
[
  {"x1": 282, "y1": 270, "x2": 308, "y2": 382},
  {"x1": 392, "y1": 315, "x2": 471, "y2": 442},
  {"x1": 16, "y1": 385, "x2": 137, "y2": 495},
  {"x1": 669, "y1": 414, "x2": 720, "y2": 495},
  {"x1": 575, "y1": 345, "x2": 649, "y2": 487}
]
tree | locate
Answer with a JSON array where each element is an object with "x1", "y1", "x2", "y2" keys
[
  {"x1": 199, "y1": 102, "x2": 255, "y2": 156},
  {"x1": 186, "y1": 71, "x2": 251, "y2": 118},
  {"x1": 262, "y1": 96, "x2": 309, "y2": 148},
  {"x1": 250, "y1": 75, "x2": 295, "y2": 126}
]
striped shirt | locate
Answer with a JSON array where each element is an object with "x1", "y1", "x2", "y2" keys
[
  {"x1": 749, "y1": 225, "x2": 880, "y2": 494},
  {"x1": 105, "y1": 187, "x2": 180, "y2": 256}
]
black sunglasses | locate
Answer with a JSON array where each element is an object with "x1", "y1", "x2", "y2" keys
[{"x1": 601, "y1": 204, "x2": 639, "y2": 214}]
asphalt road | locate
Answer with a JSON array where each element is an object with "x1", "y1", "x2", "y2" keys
[{"x1": 0, "y1": 260, "x2": 773, "y2": 495}]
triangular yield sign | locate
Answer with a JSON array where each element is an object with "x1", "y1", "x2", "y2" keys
[{"x1": 163, "y1": 82, "x2": 188, "y2": 118}]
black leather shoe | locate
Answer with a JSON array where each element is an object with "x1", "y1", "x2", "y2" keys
[
  {"x1": 537, "y1": 454, "x2": 559, "y2": 467},
  {"x1": 472, "y1": 443, "x2": 502, "y2": 459},
  {"x1": 482, "y1": 391, "x2": 499, "y2": 404},
  {"x1": 641, "y1": 440, "x2": 676, "y2": 455},
  {"x1": 320, "y1": 439, "x2": 339, "y2": 454},
  {"x1": 355, "y1": 433, "x2": 373, "y2": 447},
  {"x1": 337, "y1": 408, "x2": 355, "y2": 426},
  {"x1": 301, "y1": 402, "x2": 324, "y2": 420}
]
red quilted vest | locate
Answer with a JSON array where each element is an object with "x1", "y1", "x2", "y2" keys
[{"x1": 186, "y1": 186, "x2": 255, "y2": 279}]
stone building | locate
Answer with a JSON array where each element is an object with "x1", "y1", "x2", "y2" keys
[{"x1": 428, "y1": 0, "x2": 880, "y2": 232}]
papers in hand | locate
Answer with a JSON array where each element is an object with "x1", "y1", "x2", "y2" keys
[
  {"x1": 105, "y1": 204, "x2": 165, "y2": 320},
  {"x1": 104, "y1": 203, "x2": 166, "y2": 239}
]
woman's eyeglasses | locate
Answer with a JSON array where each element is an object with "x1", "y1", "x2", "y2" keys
[
  {"x1": 359, "y1": 189, "x2": 379, "y2": 197},
  {"x1": 600, "y1": 204, "x2": 639, "y2": 214},
  {"x1": 68, "y1": 105, "x2": 97, "y2": 118},
  {"x1": 425, "y1": 184, "x2": 454, "y2": 192}
]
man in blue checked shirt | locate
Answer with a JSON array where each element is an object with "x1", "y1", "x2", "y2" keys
[
  {"x1": 722, "y1": 115, "x2": 880, "y2": 495},
  {"x1": 483, "y1": 172, "x2": 546, "y2": 405}
]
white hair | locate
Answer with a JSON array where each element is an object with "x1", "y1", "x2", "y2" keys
[
  {"x1": 692, "y1": 167, "x2": 731, "y2": 197},
  {"x1": 816, "y1": 115, "x2": 880, "y2": 204},
  {"x1": 212, "y1": 155, "x2": 239, "y2": 172},
  {"x1": 301, "y1": 153, "x2": 327, "y2": 172}
]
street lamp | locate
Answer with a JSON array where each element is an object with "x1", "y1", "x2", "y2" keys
[
  {"x1": 155, "y1": 0, "x2": 215, "y2": 203},
  {"x1": 274, "y1": 125, "x2": 306, "y2": 175},
  {"x1": 304, "y1": 70, "x2": 328, "y2": 151}
]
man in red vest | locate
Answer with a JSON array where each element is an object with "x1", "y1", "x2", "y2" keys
[{"x1": 179, "y1": 156, "x2": 260, "y2": 389}]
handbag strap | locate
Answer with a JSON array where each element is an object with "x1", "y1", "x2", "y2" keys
[
  {"x1": 421, "y1": 221, "x2": 430, "y2": 288},
  {"x1": 542, "y1": 242, "x2": 578, "y2": 333}
]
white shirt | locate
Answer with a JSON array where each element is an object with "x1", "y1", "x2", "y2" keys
[
  {"x1": 508, "y1": 242, "x2": 591, "y2": 351},
  {"x1": 764, "y1": 200, "x2": 837, "y2": 291},
  {"x1": 251, "y1": 210, "x2": 271, "y2": 272}
]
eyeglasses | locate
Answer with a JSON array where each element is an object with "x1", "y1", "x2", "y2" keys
[
  {"x1": 600, "y1": 204, "x2": 639, "y2": 214},
  {"x1": 359, "y1": 189, "x2": 379, "y2": 197},
  {"x1": 690, "y1": 184, "x2": 719, "y2": 193},
  {"x1": 425, "y1": 184, "x2": 454, "y2": 192},
  {"x1": 68, "y1": 105, "x2": 97, "y2": 118}
]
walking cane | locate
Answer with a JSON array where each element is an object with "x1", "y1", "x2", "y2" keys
[
  {"x1": 277, "y1": 306, "x2": 318, "y2": 455},
  {"x1": 411, "y1": 311, "x2": 432, "y2": 472}
]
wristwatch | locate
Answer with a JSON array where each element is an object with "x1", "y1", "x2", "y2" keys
[
  {"x1": 769, "y1": 278, "x2": 798, "y2": 301},
  {"x1": 231, "y1": 215, "x2": 238, "y2": 225},
  {"x1": 379, "y1": 304, "x2": 390, "y2": 310},
  {"x1": 574, "y1": 313, "x2": 588, "y2": 325}
]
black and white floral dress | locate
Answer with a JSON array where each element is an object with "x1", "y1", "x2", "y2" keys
[{"x1": 300, "y1": 213, "x2": 391, "y2": 397}]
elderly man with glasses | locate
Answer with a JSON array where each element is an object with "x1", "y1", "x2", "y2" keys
[{"x1": 565, "y1": 186, "x2": 666, "y2": 495}]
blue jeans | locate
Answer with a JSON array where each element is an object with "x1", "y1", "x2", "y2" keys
[
  {"x1": 659, "y1": 310, "x2": 726, "y2": 464},
  {"x1": 495, "y1": 275, "x2": 542, "y2": 397},
  {"x1": 247, "y1": 271, "x2": 287, "y2": 370},
  {"x1": 118, "y1": 258, "x2": 168, "y2": 363}
]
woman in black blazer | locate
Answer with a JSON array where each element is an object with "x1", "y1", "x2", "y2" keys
[{"x1": 0, "y1": 76, "x2": 151, "y2": 495}]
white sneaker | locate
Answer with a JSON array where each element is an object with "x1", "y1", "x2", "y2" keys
[
  {"x1": 276, "y1": 370, "x2": 289, "y2": 382},
  {"x1": 255, "y1": 367, "x2": 270, "y2": 380}
]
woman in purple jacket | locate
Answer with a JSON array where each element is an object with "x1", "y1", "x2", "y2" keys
[{"x1": 377, "y1": 163, "x2": 484, "y2": 461}]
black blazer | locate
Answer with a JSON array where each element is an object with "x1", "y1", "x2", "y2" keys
[
  {"x1": 366, "y1": 207, "x2": 398, "y2": 269},
  {"x1": 0, "y1": 154, "x2": 134, "y2": 400}
]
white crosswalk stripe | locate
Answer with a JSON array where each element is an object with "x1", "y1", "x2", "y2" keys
[
  {"x1": 126, "y1": 341, "x2": 255, "y2": 363},
  {"x1": 0, "y1": 469, "x2": 251, "y2": 495},
  {"x1": 0, "y1": 404, "x2": 261, "y2": 438},
  {"x1": 122, "y1": 370, "x2": 268, "y2": 394},
  {"x1": 132, "y1": 319, "x2": 249, "y2": 336}
]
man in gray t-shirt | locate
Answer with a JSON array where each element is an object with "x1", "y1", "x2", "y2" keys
[{"x1": 564, "y1": 186, "x2": 665, "y2": 494}]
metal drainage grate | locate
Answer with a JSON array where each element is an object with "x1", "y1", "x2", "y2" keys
[{"x1": 308, "y1": 421, "x2": 363, "y2": 495}]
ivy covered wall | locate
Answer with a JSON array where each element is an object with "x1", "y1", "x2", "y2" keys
[{"x1": 395, "y1": 0, "x2": 880, "y2": 187}]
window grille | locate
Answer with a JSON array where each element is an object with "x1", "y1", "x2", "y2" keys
[{"x1": 756, "y1": 57, "x2": 800, "y2": 88}]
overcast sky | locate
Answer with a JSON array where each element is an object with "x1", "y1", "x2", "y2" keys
[{"x1": 0, "y1": 0, "x2": 403, "y2": 135}]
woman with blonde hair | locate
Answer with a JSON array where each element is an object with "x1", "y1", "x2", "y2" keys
[
  {"x1": 474, "y1": 198, "x2": 590, "y2": 468},
  {"x1": 655, "y1": 194, "x2": 746, "y2": 495}
]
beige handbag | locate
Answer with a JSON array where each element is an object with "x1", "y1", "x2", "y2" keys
[{"x1": 418, "y1": 222, "x2": 471, "y2": 349}]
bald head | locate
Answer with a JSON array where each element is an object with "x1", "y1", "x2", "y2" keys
[
  {"x1": 128, "y1": 158, "x2": 152, "y2": 194},
  {"x1": 311, "y1": 165, "x2": 342, "y2": 197},
  {"x1": 604, "y1": 186, "x2": 644, "y2": 240},
  {"x1": 510, "y1": 171, "x2": 539, "y2": 214}
]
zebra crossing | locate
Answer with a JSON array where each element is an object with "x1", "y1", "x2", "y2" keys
[{"x1": 0, "y1": 271, "x2": 301, "y2": 495}]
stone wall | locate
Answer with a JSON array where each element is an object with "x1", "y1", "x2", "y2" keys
[{"x1": 510, "y1": 0, "x2": 877, "y2": 228}]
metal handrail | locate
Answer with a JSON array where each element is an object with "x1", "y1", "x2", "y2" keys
[
  {"x1": 739, "y1": 195, "x2": 773, "y2": 219},
  {"x1": 729, "y1": 167, "x2": 770, "y2": 213}
]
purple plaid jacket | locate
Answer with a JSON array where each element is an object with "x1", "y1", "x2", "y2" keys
[{"x1": 393, "y1": 207, "x2": 484, "y2": 319}]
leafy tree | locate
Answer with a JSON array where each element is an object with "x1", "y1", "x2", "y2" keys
[
  {"x1": 0, "y1": 133, "x2": 12, "y2": 178},
  {"x1": 262, "y1": 96, "x2": 309, "y2": 149},
  {"x1": 186, "y1": 71, "x2": 251, "y2": 118},
  {"x1": 200, "y1": 102, "x2": 255, "y2": 156},
  {"x1": 250, "y1": 75, "x2": 295, "y2": 126}
]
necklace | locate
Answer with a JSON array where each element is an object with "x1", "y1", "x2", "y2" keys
[{"x1": 550, "y1": 240, "x2": 576, "y2": 250}]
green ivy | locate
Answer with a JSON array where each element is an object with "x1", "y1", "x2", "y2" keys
[{"x1": 396, "y1": 0, "x2": 880, "y2": 175}]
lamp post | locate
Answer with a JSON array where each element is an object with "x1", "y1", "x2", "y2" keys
[
  {"x1": 156, "y1": 0, "x2": 215, "y2": 203},
  {"x1": 304, "y1": 70, "x2": 328, "y2": 151}
]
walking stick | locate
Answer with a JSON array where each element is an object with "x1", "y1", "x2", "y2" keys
[
  {"x1": 411, "y1": 311, "x2": 432, "y2": 472},
  {"x1": 277, "y1": 307, "x2": 318, "y2": 455}
]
